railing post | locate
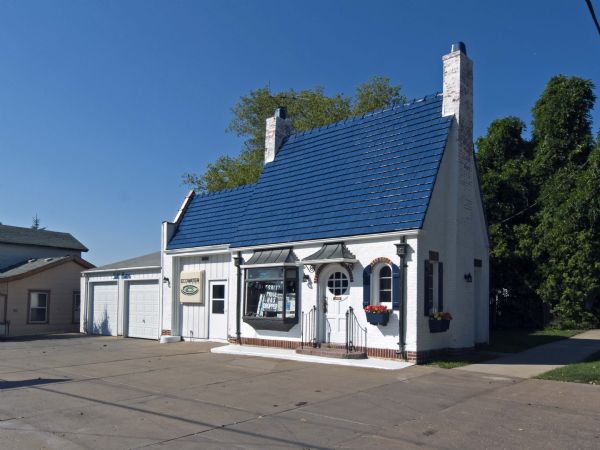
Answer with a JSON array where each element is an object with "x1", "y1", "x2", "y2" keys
[{"x1": 301, "y1": 311, "x2": 304, "y2": 348}]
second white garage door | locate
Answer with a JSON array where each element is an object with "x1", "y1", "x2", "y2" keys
[{"x1": 127, "y1": 281, "x2": 159, "y2": 339}]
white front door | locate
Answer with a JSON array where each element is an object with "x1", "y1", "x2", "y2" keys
[
  {"x1": 209, "y1": 281, "x2": 227, "y2": 340},
  {"x1": 128, "y1": 281, "x2": 160, "y2": 340},
  {"x1": 91, "y1": 283, "x2": 118, "y2": 336},
  {"x1": 319, "y1": 266, "x2": 350, "y2": 344}
]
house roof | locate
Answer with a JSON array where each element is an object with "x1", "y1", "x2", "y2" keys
[
  {"x1": 302, "y1": 243, "x2": 357, "y2": 264},
  {"x1": 0, "y1": 256, "x2": 94, "y2": 282},
  {"x1": 0, "y1": 224, "x2": 88, "y2": 252},
  {"x1": 167, "y1": 184, "x2": 255, "y2": 250},
  {"x1": 167, "y1": 94, "x2": 452, "y2": 250},
  {"x1": 84, "y1": 251, "x2": 161, "y2": 272}
]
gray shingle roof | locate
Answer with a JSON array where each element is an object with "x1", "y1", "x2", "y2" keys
[
  {"x1": 86, "y1": 252, "x2": 161, "y2": 272},
  {"x1": 0, "y1": 256, "x2": 93, "y2": 281},
  {"x1": 0, "y1": 224, "x2": 88, "y2": 251}
]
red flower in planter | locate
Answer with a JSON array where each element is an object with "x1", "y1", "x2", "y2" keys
[
  {"x1": 430, "y1": 312, "x2": 453, "y2": 320},
  {"x1": 364, "y1": 304, "x2": 389, "y2": 314}
]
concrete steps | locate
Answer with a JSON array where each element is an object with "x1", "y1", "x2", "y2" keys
[{"x1": 295, "y1": 346, "x2": 367, "y2": 359}]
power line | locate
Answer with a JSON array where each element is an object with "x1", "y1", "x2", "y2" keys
[
  {"x1": 585, "y1": 0, "x2": 600, "y2": 35},
  {"x1": 498, "y1": 158, "x2": 591, "y2": 225}
]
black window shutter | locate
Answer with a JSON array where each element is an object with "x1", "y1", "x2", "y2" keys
[
  {"x1": 424, "y1": 260, "x2": 431, "y2": 316},
  {"x1": 362, "y1": 265, "x2": 372, "y2": 308},
  {"x1": 392, "y1": 263, "x2": 400, "y2": 310},
  {"x1": 438, "y1": 262, "x2": 444, "y2": 312}
]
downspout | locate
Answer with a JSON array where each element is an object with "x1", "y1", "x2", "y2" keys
[
  {"x1": 235, "y1": 251, "x2": 242, "y2": 344},
  {"x1": 398, "y1": 236, "x2": 407, "y2": 358}
]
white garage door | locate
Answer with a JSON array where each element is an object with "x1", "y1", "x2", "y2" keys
[
  {"x1": 127, "y1": 281, "x2": 159, "y2": 339},
  {"x1": 91, "y1": 283, "x2": 118, "y2": 336}
]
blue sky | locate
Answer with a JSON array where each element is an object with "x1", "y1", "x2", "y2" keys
[{"x1": 1, "y1": 0, "x2": 599, "y2": 265}]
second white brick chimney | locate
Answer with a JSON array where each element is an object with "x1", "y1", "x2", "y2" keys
[{"x1": 264, "y1": 107, "x2": 292, "y2": 164}]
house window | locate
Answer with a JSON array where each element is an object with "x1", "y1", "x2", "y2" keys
[
  {"x1": 245, "y1": 267, "x2": 298, "y2": 319},
  {"x1": 29, "y1": 291, "x2": 49, "y2": 324},
  {"x1": 73, "y1": 291, "x2": 81, "y2": 324},
  {"x1": 211, "y1": 284, "x2": 225, "y2": 314},
  {"x1": 424, "y1": 259, "x2": 444, "y2": 316},
  {"x1": 374, "y1": 265, "x2": 392, "y2": 304},
  {"x1": 327, "y1": 271, "x2": 349, "y2": 296}
]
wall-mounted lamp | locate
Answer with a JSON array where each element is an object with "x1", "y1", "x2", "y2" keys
[
  {"x1": 303, "y1": 274, "x2": 310, "y2": 282},
  {"x1": 464, "y1": 273, "x2": 472, "y2": 283},
  {"x1": 395, "y1": 239, "x2": 409, "y2": 257},
  {"x1": 163, "y1": 276, "x2": 170, "y2": 287},
  {"x1": 233, "y1": 256, "x2": 243, "y2": 267}
]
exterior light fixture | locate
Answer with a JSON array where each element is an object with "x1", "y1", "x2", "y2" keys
[
  {"x1": 464, "y1": 273, "x2": 472, "y2": 283},
  {"x1": 395, "y1": 240, "x2": 408, "y2": 257},
  {"x1": 233, "y1": 256, "x2": 243, "y2": 267}
]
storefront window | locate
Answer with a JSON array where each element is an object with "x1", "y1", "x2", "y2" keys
[{"x1": 245, "y1": 267, "x2": 298, "y2": 319}]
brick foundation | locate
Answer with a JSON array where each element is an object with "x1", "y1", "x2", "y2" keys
[
  {"x1": 161, "y1": 329, "x2": 172, "y2": 336},
  {"x1": 226, "y1": 336, "x2": 475, "y2": 364}
]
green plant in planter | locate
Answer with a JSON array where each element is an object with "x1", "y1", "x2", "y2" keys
[
  {"x1": 429, "y1": 312, "x2": 452, "y2": 333},
  {"x1": 364, "y1": 304, "x2": 390, "y2": 326}
]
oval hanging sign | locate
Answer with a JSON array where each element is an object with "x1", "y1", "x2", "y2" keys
[{"x1": 181, "y1": 285, "x2": 199, "y2": 296}]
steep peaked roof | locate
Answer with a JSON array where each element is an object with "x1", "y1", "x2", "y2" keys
[
  {"x1": 167, "y1": 94, "x2": 452, "y2": 250},
  {"x1": 168, "y1": 184, "x2": 255, "y2": 250},
  {"x1": 0, "y1": 224, "x2": 88, "y2": 252}
]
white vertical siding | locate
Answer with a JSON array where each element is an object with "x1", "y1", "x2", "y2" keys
[{"x1": 176, "y1": 253, "x2": 231, "y2": 340}]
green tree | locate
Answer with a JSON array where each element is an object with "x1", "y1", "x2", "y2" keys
[
  {"x1": 476, "y1": 118, "x2": 538, "y2": 325},
  {"x1": 184, "y1": 77, "x2": 404, "y2": 192},
  {"x1": 477, "y1": 75, "x2": 599, "y2": 328}
]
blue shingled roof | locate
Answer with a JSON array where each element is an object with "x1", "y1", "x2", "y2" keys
[
  {"x1": 167, "y1": 94, "x2": 452, "y2": 250},
  {"x1": 167, "y1": 184, "x2": 255, "y2": 249}
]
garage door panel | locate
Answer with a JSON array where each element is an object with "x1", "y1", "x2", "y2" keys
[
  {"x1": 128, "y1": 281, "x2": 159, "y2": 339},
  {"x1": 91, "y1": 283, "x2": 118, "y2": 336}
]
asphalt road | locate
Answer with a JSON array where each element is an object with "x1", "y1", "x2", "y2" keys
[{"x1": 0, "y1": 335, "x2": 598, "y2": 449}]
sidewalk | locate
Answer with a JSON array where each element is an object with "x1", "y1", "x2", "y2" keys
[
  {"x1": 457, "y1": 329, "x2": 600, "y2": 378},
  {"x1": 211, "y1": 344, "x2": 414, "y2": 370}
]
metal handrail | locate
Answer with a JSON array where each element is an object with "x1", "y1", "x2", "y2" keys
[
  {"x1": 346, "y1": 307, "x2": 367, "y2": 354},
  {"x1": 301, "y1": 306, "x2": 317, "y2": 348}
]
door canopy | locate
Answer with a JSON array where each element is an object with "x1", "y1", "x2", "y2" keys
[{"x1": 302, "y1": 243, "x2": 357, "y2": 282}]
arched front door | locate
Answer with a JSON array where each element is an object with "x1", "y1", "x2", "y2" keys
[{"x1": 318, "y1": 264, "x2": 350, "y2": 344}]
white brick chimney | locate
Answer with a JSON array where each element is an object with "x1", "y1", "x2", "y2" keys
[
  {"x1": 442, "y1": 42, "x2": 473, "y2": 148},
  {"x1": 264, "y1": 107, "x2": 292, "y2": 164}
]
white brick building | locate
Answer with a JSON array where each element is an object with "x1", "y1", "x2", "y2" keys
[{"x1": 160, "y1": 43, "x2": 489, "y2": 362}]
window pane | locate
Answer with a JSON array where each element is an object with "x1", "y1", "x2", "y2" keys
[
  {"x1": 212, "y1": 284, "x2": 225, "y2": 299},
  {"x1": 380, "y1": 266, "x2": 391, "y2": 277},
  {"x1": 380, "y1": 291, "x2": 391, "y2": 303},
  {"x1": 327, "y1": 272, "x2": 348, "y2": 295},
  {"x1": 31, "y1": 308, "x2": 46, "y2": 322},
  {"x1": 31, "y1": 293, "x2": 47, "y2": 308},
  {"x1": 380, "y1": 278, "x2": 391, "y2": 290},
  {"x1": 212, "y1": 300, "x2": 225, "y2": 314},
  {"x1": 245, "y1": 280, "x2": 284, "y2": 318},
  {"x1": 247, "y1": 268, "x2": 284, "y2": 280}
]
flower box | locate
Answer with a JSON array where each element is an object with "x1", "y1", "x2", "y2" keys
[
  {"x1": 366, "y1": 311, "x2": 390, "y2": 326},
  {"x1": 428, "y1": 318, "x2": 450, "y2": 333}
]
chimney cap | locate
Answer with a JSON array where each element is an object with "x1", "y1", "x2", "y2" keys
[
  {"x1": 274, "y1": 106, "x2": 287, "y2": 119},
  {"x1": 450, "y1": 42, "x2": 467, "y2": 55}
]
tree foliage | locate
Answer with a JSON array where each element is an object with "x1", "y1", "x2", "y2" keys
[
  {"x1": 477, "y1": 75, "x2": 599, "y2": 328},
  {"x1": 183, "y1": 77, "x2": 404, "y2": 192}
]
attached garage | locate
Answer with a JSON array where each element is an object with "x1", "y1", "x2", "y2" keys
[
  {"x1": 91, "y1": 282, "x2": 118, "y2": 336},
  {"x1": 82, "y1": 252, "x2": 161, "y2": 340},
  {"x1": 127, "y1": 280, "x2": 160, "y2": 339}
]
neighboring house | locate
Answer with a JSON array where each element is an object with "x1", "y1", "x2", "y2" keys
[
  {"x1": 0, "y1": 225, "x2": 93, "y2": 337},
  {"x1": 158, "y1": 43, "x2": 489, "y2": 362},
  {"x1": 80, "y1": 252, "x2": 161, "y2": 339}
]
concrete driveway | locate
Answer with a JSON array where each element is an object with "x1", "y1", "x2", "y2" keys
[{"x1": 0, "y1": 336, "x2": 598, "y2": 449}]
